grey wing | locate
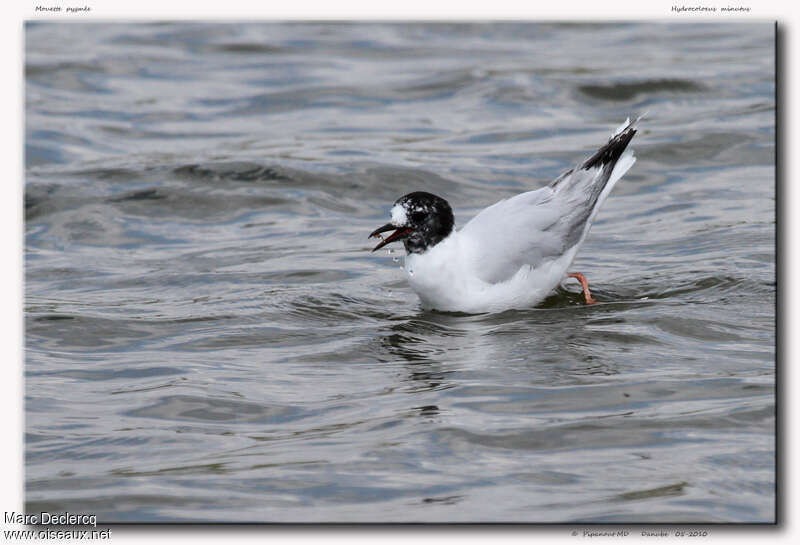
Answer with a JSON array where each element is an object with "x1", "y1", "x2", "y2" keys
[
  {"x1": 460, "y1": 119, "x2": 639, "y2": 284},
  {"x1": 459, "y1": 170, "x2": 606, "y2": 284}
]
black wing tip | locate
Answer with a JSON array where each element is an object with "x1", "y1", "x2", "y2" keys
[{"x1": 581, "y1": 125, "x2": 637, "y2": 171}]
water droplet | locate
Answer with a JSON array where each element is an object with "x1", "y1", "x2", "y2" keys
[
  {"x1": 387, "y1": 248, "x2": 394, "y2": 255},
  {"x1": 409, "y1": 269, "x2": 414, "y2": 276},
  {"x1": 387, "y1": 289, "x2": 393, "y2": 297},
  {"x1": 392, "y1": 256, "x2": 399, "y2": 263}
]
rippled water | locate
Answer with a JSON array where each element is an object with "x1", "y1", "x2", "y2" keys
[{"x1": 25, "y1": 22, "x2": 775, "y2": 522}]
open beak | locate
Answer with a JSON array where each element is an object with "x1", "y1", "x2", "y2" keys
[{"x1": 369, "y1": 223, "x2": 412, "y2": 252}]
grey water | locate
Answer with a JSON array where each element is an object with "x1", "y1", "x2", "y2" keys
[{"x1": 24, "y1": 22, "x2": 775, "y2": 523}]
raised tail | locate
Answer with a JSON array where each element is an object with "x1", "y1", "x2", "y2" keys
[
  {"x1": 582, "y1": 116, "x2": 639, "y2": 170},
  {"x1": 548, "y1": 116, "x2": 642, "y2": 248}
]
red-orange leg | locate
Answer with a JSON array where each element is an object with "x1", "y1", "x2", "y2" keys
[{"x1": 567, "y1": 272, "x2": 597, "y2": 305}]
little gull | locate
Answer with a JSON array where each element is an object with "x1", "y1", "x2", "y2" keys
[{"x1": 369, "y1": 117, "x2": 641, "y2": 313}]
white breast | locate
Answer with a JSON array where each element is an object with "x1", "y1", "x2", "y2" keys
[{"x1": 403, "y1": 232, "x2": 579, "y2": 313}]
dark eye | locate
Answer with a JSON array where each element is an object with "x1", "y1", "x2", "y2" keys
[{"x1": 410, "y1": 212, "x2": 425, "y2": 223}]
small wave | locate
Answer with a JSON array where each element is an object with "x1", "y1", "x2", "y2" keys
[
  {"x1": 579, "y1": 79, "x2": 705, "y2": 101},
  {"x1": 127, "y1": 394, "x2": 304, "y2": 424}
]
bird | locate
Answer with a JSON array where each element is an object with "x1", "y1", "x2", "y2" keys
[{"x1": 369, "y1": 116, "x2": 641, "y2": 313}]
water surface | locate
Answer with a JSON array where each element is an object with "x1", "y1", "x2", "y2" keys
[{"x1": 25, "y1": 22, "x2": 775, "y2": 522}]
